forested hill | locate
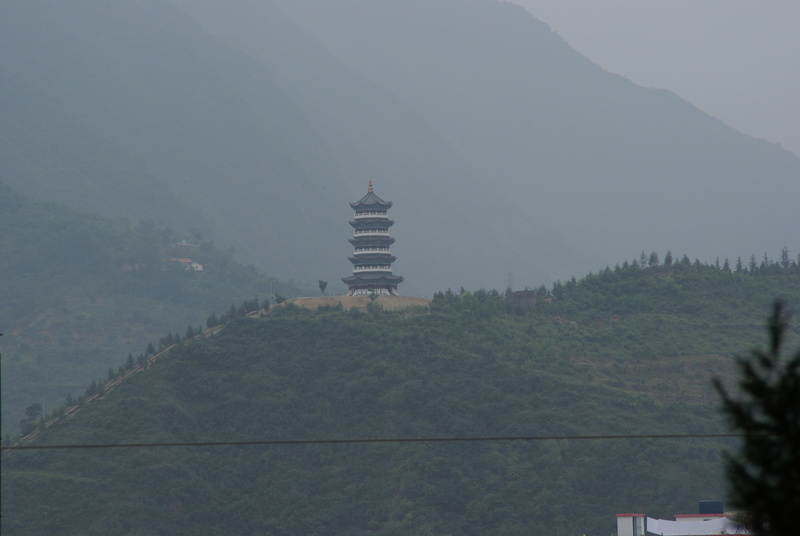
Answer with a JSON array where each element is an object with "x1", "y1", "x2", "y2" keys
[
  {"x1": 0, "y1": 183, "x2": 310, "y2": 436},
  {"x1": 3, "y1": 259, "x2": 799, "y2": 536}
]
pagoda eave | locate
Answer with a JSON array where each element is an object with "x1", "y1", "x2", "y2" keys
[
  {"x1": 349, "y1": 219, "x2": 395, "y2": 229},
  {"x1": 350, "y1": 191, "x2": 392, "y2": 211},
  {"x1": 349, "y1": 236, "x2": 395, "y2": 247},
  {"x1": 342, "y1": 273, "x2": 404, "y2": 285},
  {"x1": 349, "y1": 254, "x2": 397, "y2": 264}
]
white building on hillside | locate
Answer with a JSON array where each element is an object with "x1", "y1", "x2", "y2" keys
[{"x1": 616, "y1": 501, "x2": 752, "y2": 535}]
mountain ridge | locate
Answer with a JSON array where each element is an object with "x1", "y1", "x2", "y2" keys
[
  {"x1": 2, "y1": 0, "x2": 797, "y2": 295},
  {"x1": 269, "y1": 0, "x2": 800, "y2": 271}
]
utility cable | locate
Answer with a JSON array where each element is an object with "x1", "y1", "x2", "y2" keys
[{"x1": 2, "y1": 432, "x2": 743, "y2": 452}]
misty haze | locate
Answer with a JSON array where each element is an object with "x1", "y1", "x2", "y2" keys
[{"x1": 1, "y1": 1, "x2": 798, "y2": 535}]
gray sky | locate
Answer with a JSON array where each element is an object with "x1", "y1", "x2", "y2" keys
[{"x1": 514, "y1": 0, "x2": 800, "y2": 157}]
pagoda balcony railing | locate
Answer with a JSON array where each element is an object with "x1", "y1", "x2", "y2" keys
[
  {"x1": 353, "y1": 266, "x2": 393, "y2": 272},
  {"x1": 350, "y1": 287, "x2": 394, "y2": 296},
  {"x1": 354, "y1": 211, "x2": 388, "y2": 219},
  {"x1": 354, "y1": 229, "x2": 389, "y2": 236},
  {"x1": 353, "y1": 248, "x2": 391, "y2": 254}
]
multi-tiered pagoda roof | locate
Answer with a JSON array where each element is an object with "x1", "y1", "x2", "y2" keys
[{"x1": 342, "y1": 181, "x2": 403, "y2": 296}]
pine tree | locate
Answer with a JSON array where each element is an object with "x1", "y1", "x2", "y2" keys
[
  {"x1": 25, "y1": 403, "x2": 42, "y2": 421},
  {"x1": 748, "y1": 255, "x2": 758, "y2": 273},
  {"x1": 713, "y1": 302, "x2": 800, "y2": 536},
  {"x1": 779, "y1": 247, "x2": 790, "y2": 271}
]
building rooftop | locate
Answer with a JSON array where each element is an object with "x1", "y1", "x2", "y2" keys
[{"x1": 350, "y1": 181, "x2": 392, "y2": 210}]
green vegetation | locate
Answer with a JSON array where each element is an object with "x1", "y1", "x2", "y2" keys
[
  {"x1": 0, "y1": 184, "x2": 311, "y2": 434},
  {"x1": 2, "y1": 258, "x2": 798, "y2": 535},
  {"x1": 714, "y1": 302, "x2": 800, "y2": 536}
]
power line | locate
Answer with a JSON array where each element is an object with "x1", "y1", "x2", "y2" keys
[{"x1": 2, "y1": 432, "x2": 743, "y2": 452}]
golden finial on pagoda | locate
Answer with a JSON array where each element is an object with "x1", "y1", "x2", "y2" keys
[{"x1": 368, "y1": 180, "x2": 373, "y2": 193}]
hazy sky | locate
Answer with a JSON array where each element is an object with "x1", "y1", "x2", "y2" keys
[{"x1": 514, "y1": 0, "x2": 800, "y2": 157}]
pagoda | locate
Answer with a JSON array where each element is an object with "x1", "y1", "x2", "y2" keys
[{"x1": 342, "y1": 181, "x2": 404, "y2": 296}]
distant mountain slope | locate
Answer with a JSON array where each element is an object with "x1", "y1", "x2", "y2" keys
[
  {"x1": 0, "y1": 0, "x2": 349, "y2": 280},
  {"x1": 0, "y1": 72, "x2": 191, "y2": 227},
  {"x1": 0, "y1": 0, "x2": 585, "y2": 294},
  {"x1": 169, "y1": 0, "x2": 581, "y2": 293},
  {"x1": 1, "y1": 0, "x2": 797, "y2": 295},
  {"x1": 3, "y1": 266, "x2": 799, "y2": 535},
  {"x1": 271, "y1": 0, "x2": 800, "y2": 269},
  {"x1": 0, "y1": 184, "x2": 309, "y2": 436}
]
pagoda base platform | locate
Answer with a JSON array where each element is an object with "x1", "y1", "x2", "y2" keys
[{"x1": 276, "y1": 295, "x2": 431, "y2": 312}]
